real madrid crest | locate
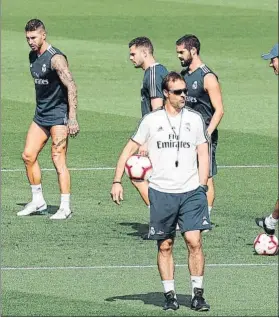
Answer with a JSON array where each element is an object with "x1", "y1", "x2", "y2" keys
[
  {"x1": 42, "y1": 64, "x2": 46, "y2": 73},
  {"x1": 192, "y1": 81, "x2": 198, "y2": 90},
  {"x1": 185, "y1": 122, "x2": 191, "y2": 132},
  {"x1": 149, "y1": 227, "x2": 155, "y2": 236}
]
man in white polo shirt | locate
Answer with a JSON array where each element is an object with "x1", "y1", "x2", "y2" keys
[{"x1": 110, "y1": 72, "x2": 211, "y2": 312}]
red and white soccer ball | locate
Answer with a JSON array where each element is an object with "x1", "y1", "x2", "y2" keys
[
  {"x1": 254, "y1": 233, "x2": 278, "y2": 255},
  {"x1": 125, "y1": 155, "x2": 152, "y2": 181}
]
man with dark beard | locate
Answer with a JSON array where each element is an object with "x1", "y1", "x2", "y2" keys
[
  {"x1": 17, "y1": 19, "x2": 79, "y2": 220},
  {"x1": 175, "y1": 35, "x2": 224, "y2": 228}
]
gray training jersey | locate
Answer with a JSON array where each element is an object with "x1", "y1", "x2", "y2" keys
[
  {"x1": 131, "y1": 107, "x2": 208, "y2": 193},
  {"x1": 182, "y1": 64, "x2": 218, "y2": 142},
  {"x1": 29, "y1": 45, "x2": 68, "y2": 126},
  {"x1": 141, "y1": 63, "x2": 168, "y2": 117}
]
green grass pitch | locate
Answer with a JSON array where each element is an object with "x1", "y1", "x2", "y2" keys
[{"x1": 1, "y1": 0, "x2": 278, "y2": 316}]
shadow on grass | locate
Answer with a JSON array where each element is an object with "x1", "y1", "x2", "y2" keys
[
  {"x1": 105, "y1": 292, "x2": 192, "y2": 309},
  {"x1": 2, "y1": 290, "x2": 192, "y2": 317},
  {"x1": 119, "y1": 222, "x2": 149, "y2": 239}
]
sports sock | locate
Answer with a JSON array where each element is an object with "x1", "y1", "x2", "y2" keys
[
  {"x1": 60, "y1": 194, "x2": 70, "y2": 210},
  {"x1": 265, "y1": 214, "x2": 278, "y2": 229},
  {"x1": 162, "y1": 280, "x2": 176, "y2": 296},
  {"x1": 31, "y1": 184, "x2": 44, "y2": 203},
  {"x1": 208, "y1": 206, "x2": 212, "y2": 217},
  {"x1": 191, "y1": 276, "x2": 203, "y2": 298}
]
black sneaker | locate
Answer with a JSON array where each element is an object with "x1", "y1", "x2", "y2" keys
[
  {"x1": 163, "y1": 290, "x2": 179, "y2": 310},
  {"x1": 191, "y1": 288, "x2": 210, "y2": 311},
  {"x1": 255, "y1": 217, "x2": 275, "y2": 235}
]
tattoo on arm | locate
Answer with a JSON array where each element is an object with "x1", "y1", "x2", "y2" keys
[{"x1": 51, "y1": 55, "x2": 78, "y2": 118}]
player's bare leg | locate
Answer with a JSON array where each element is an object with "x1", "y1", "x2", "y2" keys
[
  {"x1": 131, "y1": 180, "x2": 150, "y2": 205},
  {"x1": 18, "y1": 122, "x2": 49, "y2": 216},
  {"x1": 131, "y1": 179, "x2": 152, "y2": 238},
  {"x1": 157, "y1": 238, "x2": 179, "y2": 310},
  {"x1": 256, "y1": 200, "x2": 279, "y2": 235},
  {"x1": 49, "y1": 125, "x2": 72, "y2": 220},
  {"x1": 206, "y1": 177, "x2": 215, "y2": 216},
  {"x1": 202, "y1": 177, "x2": 215, "y2": 232},
  {"x1": 50, "y1": 125, "x2": 70, "y2": 193},
  {"x1": 133, "y1": 143, "x2": 150, "y2": 206},
  {"x1": 157, "y1": 238, "x2": 175, "y2": 280},
  {"x1": 271, "y1": 200, "x2": 279, "y2": 219},
  {"x1": 184, "y1": 230, "x2": 210, "y2": 311},
  {"x1": 22, "y1": 122, "x2": 49, "y2": 184}
]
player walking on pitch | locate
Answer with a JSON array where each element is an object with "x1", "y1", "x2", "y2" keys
[
  {"x1": 111, "y1": 72, "x2": 211, "y2": 311},
  {"x1": 255, "y1": 43, "x2": 278, "y2": 235},
  {"x1": 128, "y1": 37, "x2": 168, "y2": 207},
  {"x1": 17, "y1": 19, "x2": 79, "y2": 220},
  {"x1": 176, "y1": 34, "x2": 224, "y2": 225}
]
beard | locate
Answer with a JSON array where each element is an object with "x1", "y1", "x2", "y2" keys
[
  {"x1": 173, "y1": 99, "x2": 185, "y2": 109},
  {"x1": 180, "y1": 57, "x2": 192, "y2": 68}
]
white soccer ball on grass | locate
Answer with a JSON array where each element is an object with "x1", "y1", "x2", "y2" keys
[{"x1": 254, "y1": 233, "x2": 278, "y2": 255}]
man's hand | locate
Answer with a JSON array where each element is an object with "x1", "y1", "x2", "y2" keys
[
  {"x1": 67, "y1": 118, "x2": 80, "y2": 137},
  {"x1": 110, "y1": 183, "x2": 124, "y2": 205},
  {"x1": 138, "y1": 143, "x2": 148, "y2": 157}
]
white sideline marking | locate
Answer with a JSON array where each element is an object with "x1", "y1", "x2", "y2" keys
[
  {"x1": 1, "y1": 165, "x2": 278, "y2": 172},
  {"x1": 1, "y1": 263, "x2": 277, "y2": 271}
]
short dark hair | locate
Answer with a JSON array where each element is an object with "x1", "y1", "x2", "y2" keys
[
  {"x1": 162, "y1": 71, "x2": 186, "y2": 91},
  {"x1": 25, "y1": 19, "x2": 46, "y2": 32},
  {"x1": 128, "y1": 37, "x2": 154, "y2": 55},
  {"x1": 176, "y1": 34, "x2": 200, "y2": 54}
]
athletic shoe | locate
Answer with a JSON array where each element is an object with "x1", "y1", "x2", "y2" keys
[
  {"x1": 176, "y1": 223, "x2": 180, "y2": 231},
  {"x1": 191, "y1": 288, "x2": 210, "y2": 311},
  {"x1": 17, "y1": 201, "x2": 47, "y2": 216},
  {"x1": 255, "y1": 217, "x2": 275, "y2": 235},
  {"x1": 49, "y1": 208, "x2": 72, "y2": 220},
  {"x1": 163, "y1": 290, "x2": 179, "y2": 311}
]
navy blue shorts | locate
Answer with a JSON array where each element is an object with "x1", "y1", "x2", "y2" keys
[
  {"x1": 33, "y1": 116, "x2": 67, "y2": 129},
  {"x1": 148, "y1": 186, "x2": 211, "y2": 240}
]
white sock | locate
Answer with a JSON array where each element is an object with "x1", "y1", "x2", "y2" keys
[
  {"x1": 191, "y1": 276, "x2": 203, "y2": 298},
  {"x1": 208, "y1": 206, "x2": 212, "y2": 217},
  {"x1": 162, "y1": 280, "x2": 176, "y2": 296},
  {"x1": 60, "y1": 194, "x2": 70, "y2": 210},
  {"x1": 31, "y1": 184, "x2": 44, "y2": 203},
  {"x1": 265, "y1": 214, "x2": 278, "y2": 229}
]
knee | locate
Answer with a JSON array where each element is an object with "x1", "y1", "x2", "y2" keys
[
  {"x1": 158, "y1": 239, "x2": 173, "y2": 256},
  {"x1": 187, "y1": 239, "x2": 202, "y2": 254},
  {"x1": 22, "y1": 151, "x2": 36, "y2": 165}
]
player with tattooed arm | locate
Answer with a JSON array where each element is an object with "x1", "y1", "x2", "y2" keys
[{"x1": 17, "y1": 19, "x2": 79, "y2": 220}]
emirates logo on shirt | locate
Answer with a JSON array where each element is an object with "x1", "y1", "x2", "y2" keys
[{"x1": 157, "y1": 134, "x2": 190, "y2": 149}]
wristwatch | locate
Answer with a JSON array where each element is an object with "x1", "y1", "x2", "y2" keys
[{"x1": 200, "y1": 184, "x2": 208, "y2": 192}]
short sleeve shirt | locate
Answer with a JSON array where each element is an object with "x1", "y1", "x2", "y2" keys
[
  {"x1": 131, "y1": 107, "x2": 208, "y2": 193},
  {"x1": 141, "y1": 63, "x2": 168, "y2": 117}
]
